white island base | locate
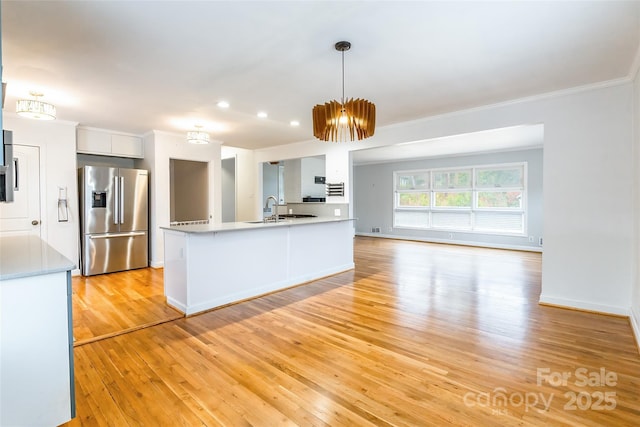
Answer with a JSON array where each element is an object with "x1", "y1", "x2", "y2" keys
[{"x1": 162, "y1": 218, "x2": 354, "y2": 315}]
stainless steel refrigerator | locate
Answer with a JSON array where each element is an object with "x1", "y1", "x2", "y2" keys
[{"x1": 79, "y1": 166, "x2": 149, "y2": 276}]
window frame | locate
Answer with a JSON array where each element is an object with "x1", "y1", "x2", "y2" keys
[{"x1": 392, "y1": 162, "x2": 527, "y2": 236}]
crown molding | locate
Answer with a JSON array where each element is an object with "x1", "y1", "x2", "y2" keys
[{"x1": 380, "y1": 77, "x2": 632, "y2": 133}]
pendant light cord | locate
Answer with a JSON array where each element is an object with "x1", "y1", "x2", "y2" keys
[{"x1": 341, "y1": 49, "x2": 345, "y2": 105}]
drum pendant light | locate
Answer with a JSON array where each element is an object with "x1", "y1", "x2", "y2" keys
[{"x1": 312, "y1": 41, "x2": 376, "y2": 142}]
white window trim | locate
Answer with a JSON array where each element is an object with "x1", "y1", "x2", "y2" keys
[{"x1": 392, "y1": 162, "x2": 527, "y2": 236}]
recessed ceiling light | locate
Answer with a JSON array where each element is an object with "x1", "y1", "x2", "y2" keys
[
  {"x1": 257, "y1": 111, "x2": 268, "y2": 119},
  {"x1": 290, "y1": 120, "x2": 300, "y2": 127},
  {"x1": 217, "y1": 101, "x2": 230, "y2": 109}
]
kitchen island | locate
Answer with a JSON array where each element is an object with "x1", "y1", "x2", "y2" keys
[
  {"x1": 161, "y1": 217, "x2": 354, "y2": 315},
  {"x1": 0, "y1": 235, "x2": 75, "y2": 426}
]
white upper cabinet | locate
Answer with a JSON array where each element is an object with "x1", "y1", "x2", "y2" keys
[{"x1": 77, "y1": 128, "x2": 144, "y2": 158}]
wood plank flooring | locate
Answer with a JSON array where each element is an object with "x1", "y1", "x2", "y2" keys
[
  {"x1": 72, "y1": 267, "x2": 183, "y2": 346},
  {"x1": 63, "y1": 237, "x2": 640, "y2": 426}
]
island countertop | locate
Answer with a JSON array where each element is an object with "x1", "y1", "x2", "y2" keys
[
  {"x1": 0, "y1": 234, "x2": 76, "y2": 426},
  {"x1": 161, "y1": 216, "x2": 355, "y2": 315},
  {"x1": 0, "y1": 235, "x2": 76, "y2": 281},
  {"x1": 160, "y1": 216, "x2": 355, "y2": 234}
]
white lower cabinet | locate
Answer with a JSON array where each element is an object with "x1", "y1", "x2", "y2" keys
[{"x1": 0, "y1": 271, "x2": 75, "y2": 426}]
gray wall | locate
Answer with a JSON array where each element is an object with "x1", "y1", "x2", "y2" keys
[
  {"x1": 353, "y1": 148, "x2": 543, "y2": 250},
  {"x1": 263, "y1": 162, "x2": 279, "y2": 203},
  {"x1": 77, "y1": 153, "x2": 137, "y2": 169},
  {"x1": 221, "y1": 157, "x2": 236, "y2": 222}
]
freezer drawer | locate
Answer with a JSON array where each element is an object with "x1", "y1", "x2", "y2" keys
[{"x1": 82, "y1": 232, "x2": 148, "y2": 276}]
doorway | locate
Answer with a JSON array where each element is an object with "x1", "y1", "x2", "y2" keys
[{"x1": 169, "y1": 159, "x2": 209, "y2": 223}]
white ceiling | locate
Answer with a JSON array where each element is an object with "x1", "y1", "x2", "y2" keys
[{"x1": 2, "y1": 1, "x2": 639, "y2": 152}]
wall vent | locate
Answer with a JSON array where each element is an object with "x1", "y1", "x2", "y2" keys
[
  {"x1": 539, "y1": 237, "x2": 543, "y2": 246},
  {"x1": 371, "y1": 227, "x2": 381, "y2": 233},
  {"x1": 326, "y1": 182, "x2": 345, "y2": 197}
]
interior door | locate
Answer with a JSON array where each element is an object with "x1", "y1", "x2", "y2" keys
[{"x1": 0, "y1": 145, "x2": 41, "y2": 237}]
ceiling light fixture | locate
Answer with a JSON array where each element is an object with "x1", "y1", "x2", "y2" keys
[
  {"x1": 16, "y1": 91, "x2": 56, "y2": 120},
  {"x1": 257, "y1": 111, "x2": 268, "y2": 119},
  {"x1": 290, "y1": 120, "x2": 300, "y2": 127},
  {"x1": 187, "y1": 125, "x2": 210, "y2": 144},
  {"x1": 217, "y1": 101, "x2": 230, "y2": 109},
  {"x1": 312, "y1": 41, "x2": 375, "y2": 142}
]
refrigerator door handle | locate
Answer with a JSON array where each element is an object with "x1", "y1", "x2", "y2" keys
[
  {"x1": 120, "y1": 176, "x2": 125, "y2": 224},
  {"x1": 113, "y1": 176, "x2": 119, "y2": 225},
  {"x1": 89, "y1": 232, "x2": 146, "y2": 239}
]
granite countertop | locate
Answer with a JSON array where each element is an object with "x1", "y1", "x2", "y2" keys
[
  {"x1": 161, "y1": 216, "x2": 355, "y2": 234},
  {"x1": 0, "y1": 235, "x2": 75, "y2": 281}
]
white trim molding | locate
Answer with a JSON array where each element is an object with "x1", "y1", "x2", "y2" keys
[
  {"x1": 355, "y1": 232, "x2": 543, "y2": 253},
  {"x1": 631, "y1": 306, "x2": 640, "y2": 355},
  {"x1": 539, "y1": 295, "x2": 630, "y2": 317},
  {"x1": 150, "y1": 261, "x2": 164, "y2": 269}
]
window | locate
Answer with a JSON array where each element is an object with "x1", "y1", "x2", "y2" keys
[
  {"x1": 393, "y1": 172, "x2": 431, "y2": 227},
  {"x1": 393, "y1": 163, "x2": 526, "y2": 235}
]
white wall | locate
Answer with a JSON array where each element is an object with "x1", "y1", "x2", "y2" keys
[
  {"x1": 253, "y1": 81, "x2": 635, "y2": 316},
  {"x1": 631, "y1": 67, "x2": 640, "y2": 347},
  {"x1": 139, "y1": 131, "x2": 222, "y2": 267},
  {"x1": 2, "y1": 114, "x2": 80, "y2": 270}
]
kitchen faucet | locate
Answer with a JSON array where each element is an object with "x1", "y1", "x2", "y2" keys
[{"x1": 264, "y1": 195, "x2": 279, "y2": 222}]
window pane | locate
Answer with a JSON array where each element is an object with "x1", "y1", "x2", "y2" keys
[
  {"x1": 397, "y1": 192, "x2": 430, "y2": 207},
  {"x1": 474, "y1": 212, "x2": 524, "y2": 233},
  {"x1": 477, "y1": 191, "x2": 522, "y2": 209},
  {"x1": 396, "y1": 173, "x2": 429, "y2": 190},
  {"x1": 434, "y1": 191, "x2": 472, "y2": 208},
  {"x1": 433, "y1": 170, "x2": 471, "y2": 189},
  {"x1": 476, "y1": 166, "x2": 523, "y2": 188},
  {"x1": 394, "y1": 210, "x2": 429, "y2": 228},
  {"x1": 432, "y1": 212, "x2": 471, "y2": 229}
]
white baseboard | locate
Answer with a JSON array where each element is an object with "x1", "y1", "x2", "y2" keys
[
  {"x1": 166, "y1": 296, "x2": 186, "y2": 314},
  {"x1": 150, "y1": 260, "x2": 164, "y2": 269},
  {"x1": 356, "y1": 232, "x2": 543, "y2": 252},
  {"x1": 183, "y1": 264, "x2": 354, "y2": 316},
  {"x1": 539, "y1": 295, "x2": 630, "y2": 317},
  {"x1": 630, "y1": 306, "x2": 640, "y2": 354}
]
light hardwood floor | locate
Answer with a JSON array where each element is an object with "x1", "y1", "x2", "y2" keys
[
  {"x1": 64, "y1": 237, "x2": 640, "y2": 426},
  {"x1": 72, "y1": 267, "x2": 183, "y2": 346}
]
